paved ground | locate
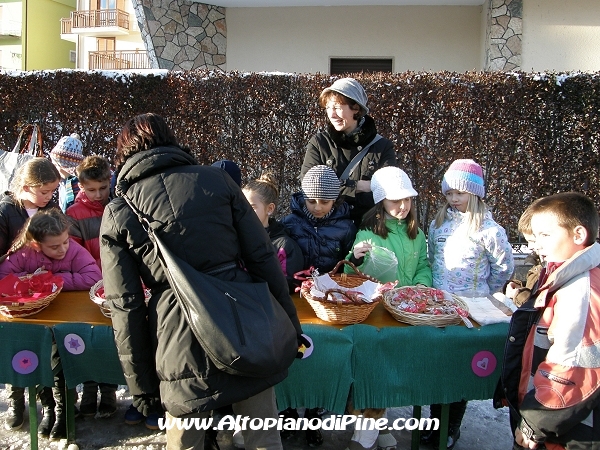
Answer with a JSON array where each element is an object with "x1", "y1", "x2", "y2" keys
[{"x1": 0, "y1": 385, "x2": 514, "y2": 450}]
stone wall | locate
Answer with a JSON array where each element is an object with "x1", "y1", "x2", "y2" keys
[
  {"x1": 485, "y1": 0, "x2": 522, "y2": 71},
  {"x1": 132, "y1": 0, "x2": 226, "y2": 70}
]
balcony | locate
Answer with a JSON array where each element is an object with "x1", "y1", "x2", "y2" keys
[
  {"x1": 0, "y1": 20, "x2": 22, "y2": 39},
  {"x1": 88, "y1": 50, "x2": 151, "y2": 70},
  {"x1": 69, "y1": 9, "x2": 130, "y2": 36}
]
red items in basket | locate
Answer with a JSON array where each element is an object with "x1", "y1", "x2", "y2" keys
[
  {"x1": 0, "y1": 272, "x2": 63, "y2": 303},
  {"x1": 0, "y1": 272, "x2": 64, "y2": 318}
]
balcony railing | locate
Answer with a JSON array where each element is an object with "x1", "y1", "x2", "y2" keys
[
  {"x1": 88, "y1": 50, "x2": 150, "y2": 70},
  {"x1": 71, "y1": 9, "x2": 129, "y2": 30},
  {"x1": 60, "y1": 18, "x2": 72, "y2": 34}
]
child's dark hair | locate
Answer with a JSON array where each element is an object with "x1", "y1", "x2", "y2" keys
[
  {"x1": 76, "y1": 155, "x2": 111, "y2": 184},
  {"x1": 242, "y1": 172, "x2": 279, "y2": 207},
  {"x1": 528, "y1": 192, "x2": 599, "y2": 245},
  {"x1": 1, "y1": 209, "x2": 70, "y2": 262},
  {"x1": 359, "y1": 201, "x2": 419, "y2": 239},
  {"x1": 10, "y1": 157, "x2": 60, "y2": 207}
]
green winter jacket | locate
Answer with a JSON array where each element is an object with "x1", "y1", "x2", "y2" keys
[{"x1": 345, "y1": 218, "x2": 432, "y2": 287}]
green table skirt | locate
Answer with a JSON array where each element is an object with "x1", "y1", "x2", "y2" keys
[{"x1": 275, "y1": 323, "x2": 509, "y2": 413}]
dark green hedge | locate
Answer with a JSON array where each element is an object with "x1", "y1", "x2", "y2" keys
[{"x1": 1, "y1": 70, "x2": 599, "y2": 239}]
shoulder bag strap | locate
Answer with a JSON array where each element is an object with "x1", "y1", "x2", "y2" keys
[{"x1": 339, "y1": 134, "x2": 383, "y2": 182}]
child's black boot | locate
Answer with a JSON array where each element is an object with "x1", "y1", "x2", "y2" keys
[
  {"x1": 304, "y1": 407, "x2": 324, "y2": 447},
  {"x1": 5, "y1": 385, "x2": 25, "y2": 430},
  {"x1": 38, "y1": 386, "x2": 56, "y2": 438}
]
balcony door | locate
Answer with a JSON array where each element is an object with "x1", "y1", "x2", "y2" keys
[
  {"x1": 90, "y1": 0, "x2": 124, "y2": 26},
  {"x1": 97, "y1": 37, "x2": 115, "y2": 52}
]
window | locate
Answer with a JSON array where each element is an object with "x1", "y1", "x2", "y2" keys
[
  {"x1": 97, "y1": 37, "x2": 115, "y2": 51},
  {"x1": 330, "y1": 58, "x2": 393, "y2": 75}
]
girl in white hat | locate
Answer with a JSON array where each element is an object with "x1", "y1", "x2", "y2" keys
[{"x1": 344, "y1": 166, "x2": 432, "y2": 450}]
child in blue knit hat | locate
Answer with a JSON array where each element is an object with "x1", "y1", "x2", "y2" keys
[
  {"x1": 424, "y1": 158, "x2": 514, "y2": 449},
  {"x1": 50, "y1": 133, "x2": 84, "y2": 211}
]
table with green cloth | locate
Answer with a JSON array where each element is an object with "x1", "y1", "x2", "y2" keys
[
  {"x1": 0, "y1": 291, "x2": 124, "y2": 449},
  {"x1": 276, "y1": 296, "x2": 510, "y2": 450},
  {"x1": 0, "y1": 290, "x2": 510, "y2": 450}
]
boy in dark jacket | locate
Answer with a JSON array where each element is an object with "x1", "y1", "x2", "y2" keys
[{"x1": 282, "y1": 165, "x2": 356, "y2": 275}]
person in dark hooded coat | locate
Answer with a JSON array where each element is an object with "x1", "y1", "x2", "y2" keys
[
  {"x1": 301, "y1": 78, "x2": 397, "y2": 226},
  {"x1": 100, "y1": 113, "x2": 303, "y2": 450}
]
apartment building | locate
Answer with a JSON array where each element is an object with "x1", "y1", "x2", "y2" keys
[
  {"x1": 60, "y1": 0, "x2": 148, "y2": 69},
  {"x1": 0, "y1": 0, "x2": 75, "y2": 70}
]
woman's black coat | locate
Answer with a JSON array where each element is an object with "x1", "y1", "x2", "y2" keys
[{"x1": 100, "y1": 146, "x2": 302, "y2": 417}]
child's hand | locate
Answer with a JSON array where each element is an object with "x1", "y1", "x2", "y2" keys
[
  {"x1": 505, "y1": 281, "x2": 520, "y2": 299},
  {"x1": 353, "y1": 241, "x2": 372, "y2": 259}
]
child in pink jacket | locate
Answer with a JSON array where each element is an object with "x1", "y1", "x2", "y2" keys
[
  {"x1": 0, "y1": 208, "x2": 101, "y2": 440},
  {"x1": 0, "y1": 208, "x2": 101, "y2": 290}
]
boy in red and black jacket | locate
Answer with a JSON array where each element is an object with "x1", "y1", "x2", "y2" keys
[{"x1": 495, "y1": 192, "x2": 600, "y2": 449}]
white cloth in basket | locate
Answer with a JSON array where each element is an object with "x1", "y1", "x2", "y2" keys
[{"x1": 309, "y1": 274, "x2": 381, "y2": 303}]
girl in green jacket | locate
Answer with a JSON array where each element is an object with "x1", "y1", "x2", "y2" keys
[
  {"x1": 344, "y1": 166, "x2": 432, "y2": 450},
  {"x1": 346, "y1": 166, "x2": 432, "y2": 287}
]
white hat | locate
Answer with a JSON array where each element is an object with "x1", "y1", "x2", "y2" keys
[
  {"x1": 371, "y1": 167, "x2": 418, "y2": 204},
  {"x1": 321, "y1": 78, "x2": 369, "y2": 115}
]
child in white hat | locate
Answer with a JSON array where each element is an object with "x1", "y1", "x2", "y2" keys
[
  {"x1": 49, "y1": 133, "x2": 84, "y2": 211},
  {"x1": 344, "y1": 166, "x2": 432, "y2": 450}
]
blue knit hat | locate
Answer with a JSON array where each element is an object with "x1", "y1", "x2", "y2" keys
[
  {"x1": 212, "y1": 160, "x2": 242, "y2": 186},
  {"x1": 441, "y1": 159, "x2": 485, "y2": 198},
  {"x1": 302, "y1": 165, "x2": 340, "y2": 200}
]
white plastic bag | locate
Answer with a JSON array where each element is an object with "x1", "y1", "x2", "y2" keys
[{"x1": 361, "y1": 245, "x2": 398, "y2": 283}]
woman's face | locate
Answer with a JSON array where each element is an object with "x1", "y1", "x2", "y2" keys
[
  {"x1": 21, "y1": 180, "x2": 59, "y2": 209},
  {"x1": 305, "y1": 198, "x2": 335, "y2": 219},
  {"x1": 383, "y1": 198, "x2": 412, "y2": 220},
  {"x1": 325, "y1": 101, "x2": 359, "y2": 134}
]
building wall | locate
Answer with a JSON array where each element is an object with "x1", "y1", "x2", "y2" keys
[
  {"x1": 25, "y1": 0, "x2": 75, "y2": 69},
  {"x1": 226, "y1": 5, "x2": 483, "y2": 73},
  {"x1": 0, "y1": 1, "x2": 22, "y2": 69},
  {"x1": 522, "y1": 0, "x2": 600, "y2": 72}
]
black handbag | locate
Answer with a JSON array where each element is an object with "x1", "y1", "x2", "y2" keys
[{"x1": 122, "y1": 195, "x2": 299, "y2": 378}]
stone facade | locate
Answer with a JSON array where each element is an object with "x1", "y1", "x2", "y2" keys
[
  {"x1": 132, "y1": 0, "x2": 226, "y2": 71},
  {"x1": 485, "y1": 0, "x2": 522, "y2": 71}
]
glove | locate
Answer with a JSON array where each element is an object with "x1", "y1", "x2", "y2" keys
[
  {"x1": 132, "y1": 391, "x2": 163, "y2": 417},
  {"x1": 296, "y1": 334, "x2": 313, "y2": 359}
]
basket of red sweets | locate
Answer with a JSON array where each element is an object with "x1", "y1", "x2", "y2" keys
[
  {"x1": 298, "y1": 260, "x2": 393, "y2": 325},
  {"x1": 90, "y1": 280, "x2": 151, "y2": 318},
  {"x1": 0, "y1": 272, "x2": 64, "y2": 318},
  {"x1": 382, "y1": 286, "x2": 470, "y2": 327}
]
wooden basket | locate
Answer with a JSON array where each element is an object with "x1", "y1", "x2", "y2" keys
[
  {"x1": 90, "y1": 280, "x2": 112, "y2": 318},
  {"x1": 382, "y1": 287, "x2": 469, "y2": 327},
  {"x1": 0, "y1": 278, "x2": 63, "y2": 319},
  {"x1": 300, "y1": 260, "x2": 381, "y2": 325}
]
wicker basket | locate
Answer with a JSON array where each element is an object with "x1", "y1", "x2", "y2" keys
[
  {"x1": 90, "y1": 280, "x2": 151, "y2": 318},
  {"x1": 90, "y1": 280, "x2": 112, "y2": 318},
  {"x1": 0, "y1": 276, "x2": 63, "y2": 319},
  {"x1": 300, "y1": 260, "x2": 382, "y2": 325},
  {"x1": 383, "y1": 287, "x2": 469, "y2": 327}
]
